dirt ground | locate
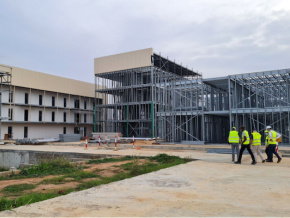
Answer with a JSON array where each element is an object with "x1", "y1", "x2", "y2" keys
[
  {"x1": 1, "y1": 150, "x2": 290, "y2": 217},
  {"x1": 0, "y1": 160, "x2": 134, "y2": 199}
]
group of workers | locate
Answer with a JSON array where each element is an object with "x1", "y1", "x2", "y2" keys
[{"x1": 228, "y1": 126, "x2": 282, "y2": 165}]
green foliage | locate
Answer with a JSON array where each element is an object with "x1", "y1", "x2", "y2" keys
[
  {"x1": 0, "y1": 193, "x2": 59, "y2": 211},
  {"x1": 40, "y1": 176, "x2": 67, "y2": 184},
  {"x1": 11, "y1": 158, "x2": 78, "y2": 179},
  {"x1": 0, "y1": 167, "x2": 8, "y2": 172},
  {"x1": 66, "y1": 171, "x2": 98, "y2": 181},
  {"x1": 149, "y1": 153, "x2": 186, "y2": 164},
  {"x1": 2, "y1": 184, "x2": 36, "y2": 193},
  {"x1": 0, "y1": 154, "x2": 192, "y2": 212},
  {"x1": 87, "y1": 156, "x2": 136, "y2": 164}
]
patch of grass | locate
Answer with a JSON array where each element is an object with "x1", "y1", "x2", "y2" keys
[
  {"x1": 0, "y1": 167, "x2": 8, "y2": 172},
  {"x1": 8, "y1": 157, "x2": 79, "y2": 179},
  {"x1": 2, "y1": 184, "x2": 36, "y2": 193},
  {"x1": 0, "y1": 154, "x2": 193, "y2": 212},
  {"x1": 149, "y1": 153, "x2": 189, "y2": 164},
  {"x1": 40, "y1": 176, "x2": 67, "y2": 184},
  {"x1": 0, "y1": 192, "x2": 60, "y2": 211},
  {"x1": 66, "y1": 171, "x2": 98, "y2": 181},
  {"x1": 87, "y1": 156, "x2": 137, "y2": 164},
  {"x1": 78, "y1": 154, "x2": 193, "y2": 190}
]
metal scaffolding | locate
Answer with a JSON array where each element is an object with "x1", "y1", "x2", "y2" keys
[
  {"x1": 95, "y1": 53, "x2": 201, "y2": 138},
  {"x1": 95, "y1": 52, "x2": 290, "y2": 144}
]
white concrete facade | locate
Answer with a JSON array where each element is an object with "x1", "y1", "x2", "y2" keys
[{"x1": 0, "y1": 64, "x2": 98, "y2": 140}]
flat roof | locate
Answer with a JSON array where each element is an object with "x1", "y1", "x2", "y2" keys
[
  {"x1": 94, "y1": 48, "x2": 200, "y2": 77},
  {"x1": 0, "y1": 64, "x2": 97, "y2": 98}
]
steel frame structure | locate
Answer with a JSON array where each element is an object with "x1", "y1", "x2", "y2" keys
[
  {"x1": 95, "y1": 53, "x2": 201, "y2": 139},
  {"x1": 95, "y1": 52, "x2": 290, "y2": 144}
]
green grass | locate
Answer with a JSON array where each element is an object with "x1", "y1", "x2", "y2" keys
[
  {"x1": 0, "y1": 192, "x2": 60, "y2": 211},
  {"x1": 0, "y1": 154, "x2": 193, "y2": 212},
  {"x1": 0, "y1": 167, "x2": 8, "y2": 172},
  {"x1": 2, "y1": 184, "x2": 36, "y2": 193},
  {"x1": 77, "y1": 154, "x2": 193, "y2": 190},
  {"x1": 66, "y1": 171, "x2": 98, "y2": 181},
  {"x1": 40, "y1": 176, "x2": 67, "y2": 184},
  {"x1": 7, "y1": 158, "x2": 79, "y2": 180},
  {"x1": 87, "y1": 156, "x2": 137, "y2": 164}
]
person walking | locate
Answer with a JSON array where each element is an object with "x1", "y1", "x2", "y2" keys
[
  {"x1": 265, "y1": 130, "x2": 270, "y2": 161},
  {"x1": 265, "y1": 126, "x2": 282, "y2": 163},
  {"x1": 250, "y1": 130, "x2": 265, "y2": 163},
  {"x1": 235, "y1": 126, "x2": 257, "y2": 165},
  {"x1": 228, "y1": 127, "x2": 241, "y2": 162}
]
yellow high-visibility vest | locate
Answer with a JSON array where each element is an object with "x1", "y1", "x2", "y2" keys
[
  {"x1": 242, "y1": 130, "x2": 250, "y2": 145},
  {"x1": 268, "y1": 130, "x2": 277, "y2": 145},
  {"x1": 252, "y1": 132, "x2": 261, "y2": 146},
  {"x1": 265, "y1": 135, "x2": 269, "y2": 146},
  {"x1": 229, "y1": 131, "x2": 240, "y2": 143}
]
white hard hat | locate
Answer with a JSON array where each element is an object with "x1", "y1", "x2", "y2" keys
[{"x1": 266, "y1": 126, "x2": 272, "y2": 129}]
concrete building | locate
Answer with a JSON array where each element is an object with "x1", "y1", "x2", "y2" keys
[
  {"x1": 95, "y1": 48, "x2": 290, "y2": 144},
  {"x1": 0, "y1": 64, "x2": 101, "y2": 140}
]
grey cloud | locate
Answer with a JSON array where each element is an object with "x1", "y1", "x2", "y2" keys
[{"x1": 0, "y1": 0, "x2": 289, "y2": 82}]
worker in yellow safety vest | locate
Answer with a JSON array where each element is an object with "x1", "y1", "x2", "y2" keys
[
  {"x1": 235, "y1": 126, "x2": 256, "y2": 165},
  {"x1": 265, "y1": 126, "x2": 282, "y2": 163},
  {"x1": 228, "y1": 127, "x2": 241, "y2": 162},
  {"x1": 250, "y1": 130, "x2": 265, "y2": 163}
]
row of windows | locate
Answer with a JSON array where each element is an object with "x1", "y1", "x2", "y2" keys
[
  {"x1": 9, "y1": 93, "x2": 89, "y2": 109},
  {"x1": 8, "y1": 109, "x2": 88, "y2": 123},
  {"x1": 7, "y1": 126, "x2": 87, "y2": 138}
]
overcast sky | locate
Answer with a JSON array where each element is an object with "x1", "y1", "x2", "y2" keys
[{"x1": 1, "y1": 0, "x2": 290, "y2": 82}]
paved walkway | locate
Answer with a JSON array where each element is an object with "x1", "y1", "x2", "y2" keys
[{"x1": 0, "y1": 145, "x2": 290, "y2": 216}]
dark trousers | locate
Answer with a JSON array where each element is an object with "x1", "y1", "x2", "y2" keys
[
  {"x1": 268, "y1": 144, "x2": 281, "y2": 161},
  {"x1": 238, "y1": 144, "x2": 255, "y2": 162},
  {"x1": 265, "y1": 146, "x2": 269, "y2": 160}
]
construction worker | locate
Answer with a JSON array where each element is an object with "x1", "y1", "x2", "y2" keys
[
  {"x1": 265, "y1": 130, "x2": 270, "y2": 160},
  {"x1": 228, "y1": 127, "x2": 241, "y2": 162},
  {"x1": 265, "y1": 126, "x2": 282, "y2": 163},
  {"x1": 250, "y1": 130, "x2": 265, "y2": 163},
  {"x1": 235, "y1": 126, "x2": 256, "y2": 165},
  {"x1": 275, "y1": 131, "x2": 282, "y2": 154}
]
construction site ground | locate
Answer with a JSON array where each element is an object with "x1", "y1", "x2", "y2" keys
[{"x1": 0, "y1": 143, "x2": 290, "y2": 216}]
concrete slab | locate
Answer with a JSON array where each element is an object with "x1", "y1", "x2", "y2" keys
[{"x1": 0, "y1": 145, "x2": 289, "y2": 216}]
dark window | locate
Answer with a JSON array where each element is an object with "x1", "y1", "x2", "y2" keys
[
  {"x1": 64, "y1": 98, "x2": 67, "y2": 107},
  {"x1": 39, "y1": 95, "x2": 43, "y2": 105},
  {"x1": 39, "y1": 111, "x2": 42, "y2": 121},
  {"x1": 84, "y1": 127, "x2": 87, "y2": 137},
  {"x1": 52, "y1": 111, "x2": 55, "y2": 122},
  {"x1": 74, "y1": 99, "x2": 79, "y2": 109},
  {"x1": 84, "y1": 114, "x2": 87, "y2": 123},
  {"x1": 63, "y1": 127, "x2": 66, "y2": 134},
  {"x1": 24, "y1": 110, "x2": 28, "y2": 121},
  {"x1": 63, "y1": 112, "x2": 66, "y2": 122},
  {"x1": 84, "y1": 100, "x2": 87, "y2": 109},
  {"x1": 8, "y1": 109, "x2": 13, "y2": 120},
  {"x1": 9, "y1": 92, "x2": 13, "y2": 103},
  {"x1": 74, "y1": 113, "x2": 80, "y2": 123},
  {"x1": 74, "y1": 127, "x2": 79, "y2": 134},
  {"x1": 8, "y1": 126, "x2": 12, "y2": 139},
  {"x1": 25, "y1": 93, "x2": 29, "y2": 104},
  {"x1": 24, "y1": 127, "x2": 28, "y2": 138},
  {"x1": 52, "y1": 96, "x2": 55, "y2": 107}
]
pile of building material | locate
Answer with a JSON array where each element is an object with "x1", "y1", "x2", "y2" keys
[
  {"x1": 16, "y1": 138, "x2": 60, "y2": 145},
  {"x1": 59, "y1": 134, "x2": 81, "y2": 142}
]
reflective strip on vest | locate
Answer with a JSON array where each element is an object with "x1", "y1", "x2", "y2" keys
[
  {"x1": 252, "y1": 132, "x2": 261, "y2": 146},
  {"x1": 269, "y1": 131, "x2": 277, "y2": 145},
  {"x1": 229, "y1": 131, "x2": 239, "y2": 143},
  {"x1": 242, "y1": 130, "x2": 250, "y2": 145}
]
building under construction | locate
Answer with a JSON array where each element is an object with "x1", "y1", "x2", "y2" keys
[{"x1": 94, "y1": 48, "x2": 290, "y2": 144}]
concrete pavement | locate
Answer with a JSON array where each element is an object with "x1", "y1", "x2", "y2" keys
[{"x1": 0, "y1": 145, "x2": 290, "y2": 216}]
